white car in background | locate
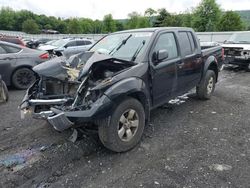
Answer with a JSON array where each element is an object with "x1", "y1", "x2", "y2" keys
[
  {"x1": 222, "y1": 32, "x2": 250, "y2": 71},
  {"x1": 38, "y1": 38, "x2": 95, "y2": 57}
]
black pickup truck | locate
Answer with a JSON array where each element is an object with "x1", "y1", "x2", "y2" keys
[{"x1": 20, "y1": 27, "x2": 224, "y2": 152}]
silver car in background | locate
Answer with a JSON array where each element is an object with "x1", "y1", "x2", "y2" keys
[
  {"x1": 0, "y1": 41, "x2": 49, "y2": 89},
  {"x1": 38, "y1": 38, "x2": 95, "y2": 57}
]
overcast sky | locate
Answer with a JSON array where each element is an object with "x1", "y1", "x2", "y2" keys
[{"x1": 1, "y1": 0, "x2": 249, "y2": 20}]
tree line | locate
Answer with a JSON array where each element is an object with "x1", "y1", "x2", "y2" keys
[{"x1": 0, "y1": 0, "x2": 247, "y2": 34}]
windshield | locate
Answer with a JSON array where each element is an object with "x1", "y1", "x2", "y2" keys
[
  {"x1": 90, "y1": 32, "x2": 153, "y2": 61},
  {"x1": 50, "y1": 39, "x2": 69, "y2": 47},
  {"x1": 227, "y1": 32, "x2": 250, "y2": 44}
]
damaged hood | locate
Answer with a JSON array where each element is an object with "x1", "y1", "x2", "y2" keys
[
  {"x1": 222, "y1": 43, "x2": 250, "y2": 50},
  {"x1": 32, "y1": 51, "x2": 126, "y2": 81}
]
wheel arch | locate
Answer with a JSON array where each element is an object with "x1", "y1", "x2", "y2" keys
[
  {"x1": 203, "y1": 56, "x2": 219, "y2": 82},
  {"x1": 104, "y1": 77, "x2": 151, "y2": 122}
]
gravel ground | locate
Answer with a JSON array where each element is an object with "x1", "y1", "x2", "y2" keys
[{"x1": 0, "y1": 68, "x2": 250, "y2": 188}]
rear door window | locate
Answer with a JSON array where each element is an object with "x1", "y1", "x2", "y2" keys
[
  {"x1": 85, "y1": 41, "x2": 92, "y2": 45},
  {"x1": 66, "y1": 41, "x2": 77, "y2": 47},
  {"x1": 178, "y1": 32, "x2": 193, "y2": 56},
  {"x1": 76, "y1": 40, "x2": 86, "y2": 46},
  {"x1": 187, "y1": 32, "x2": 196, "y2": 52},
  {"x1": 0, "y1": 46, "x2": 7, "y2": 54},
  {"x1": 3, "y1": 44, "x2": 21, "y2": 53}
]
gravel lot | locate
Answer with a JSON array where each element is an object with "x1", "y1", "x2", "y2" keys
[{"x1": 0, "y1": 68, "x2": 250, "y2": 188}]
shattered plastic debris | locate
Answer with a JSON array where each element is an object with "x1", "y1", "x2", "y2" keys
[
  {"x1": 209, "y1": 164, "x2": 232, "y2": 171},
  {"x1": 154, "y1": 181, "x2": 160, "y2": 185},
  {"x1": 168, "y1": 93, "x2": 189, "y2": 105},
  {"x1": 178, "y1": 93, "x2": 189, "y2": 100},
  {"x1": 168, "y1": 99, "x2": 185, "y2": 105},
  {"x1": 0, "y1": 149, "x2": 41, "y2": 171},
  {"x1": 68, "y1": 129, "x2": 79, "y2": 143}
]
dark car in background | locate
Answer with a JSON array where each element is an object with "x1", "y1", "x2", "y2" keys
[
  {"x1": 0, "y1": 41, "x2": 49, "y2": 89},
  {"x1": 26, "y1": 38, "x2": 52, "y2": 49}
]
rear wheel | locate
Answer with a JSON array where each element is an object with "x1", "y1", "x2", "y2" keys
[
  {"x1": 12, "y1": 68, "x2": 36, "y2": 90},
  {"x1": 196, "y1": 70, "x2": 216, "y2": 100},
  {"x1": 98, "y1": 98, "x2": 145, "y2": 152}
]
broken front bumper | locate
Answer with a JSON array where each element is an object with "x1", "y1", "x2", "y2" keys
[
  {"x1": 20, "y1": 87, "x2": 114, "y2": 131},
  {"x1": 47, "y1": 94, "x2": 113, "y2": 130}
]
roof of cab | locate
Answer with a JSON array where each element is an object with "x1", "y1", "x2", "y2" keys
[{"x1": 113, "y1": 27, "x2": 194, "y2": 34}]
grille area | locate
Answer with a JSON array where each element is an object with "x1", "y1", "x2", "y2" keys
[{"x1": 224, "y1": 47, "x2": 243, "y2": 56}]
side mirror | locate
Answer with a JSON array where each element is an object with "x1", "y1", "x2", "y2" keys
[
  {"x1": 64, "y1": 45, "x2": 68, "y2": 48},
  {"x1": 153, "y1": 49, "x2": 168, "y2": 64}
]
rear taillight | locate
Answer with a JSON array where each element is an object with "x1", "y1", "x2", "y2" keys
[
  {"x1": 39, "y1": 53, "x2": 49, "y2": 59},
  {"x1": 221, "y1": 48, "x2": 225, "y2": 60}
]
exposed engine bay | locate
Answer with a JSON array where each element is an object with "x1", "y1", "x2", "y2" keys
[{"x1": 21, "y1": 51, "x2": 135, "y2": 116}]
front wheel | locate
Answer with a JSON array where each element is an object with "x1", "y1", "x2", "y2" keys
[
  {"x1": 98, "y1": 98, "x2": 145, "y2": 152},
  {"x1": 196, "y1": 70, "x2": 216, "y2": 100}
]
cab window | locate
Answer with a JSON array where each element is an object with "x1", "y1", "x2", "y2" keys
[{"x1": 153, "y1": 32, "x2": 178, "y2": 60}]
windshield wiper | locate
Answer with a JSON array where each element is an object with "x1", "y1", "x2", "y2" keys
[
  {"x1": 109, "y1": 34, "x2": 132, "y2": 55},
  {"x1": 130, "y1": 40, "x2": 146, "y2": 62}
]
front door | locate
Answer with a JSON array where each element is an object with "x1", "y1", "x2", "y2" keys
[{"x1": 150, "y1": 32, "x2": 181, "y2": 107}]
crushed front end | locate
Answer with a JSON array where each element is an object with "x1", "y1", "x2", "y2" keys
[{"x1": 20, "y1": 51, "x2": 135, "y2": 131}]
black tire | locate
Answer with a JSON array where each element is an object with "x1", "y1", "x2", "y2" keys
[
  {"x1": 98, "y1": 97, "x2": 145, "y2": 152},
  {"x1": 12, "y1": 68, "x2": 36, "y2": 90},
  {"x1": 196, "y1": 70, "x2": 216, "y2": 100},
  {"x1": 0, "y1": 80, "x2": 8, "y2": 102}
]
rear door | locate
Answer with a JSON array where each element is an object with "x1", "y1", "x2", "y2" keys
[
  {"x1": 0, "y1": 44, "x2": 18, "y2": 84},
  {"x1": 150, "y1": 32, "x2": 181, "y2": 107},
  {"x1": 76, "y1": 40, "x2": 88, "y2": 53},
  {"x1": 176, "y1": 31, "x2": 202, "y2": 93}
]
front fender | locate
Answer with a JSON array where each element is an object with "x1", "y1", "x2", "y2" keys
[
  {"x1": 104, "y1": 77, "x2": 151, "y2": 120},
  {"x1": 104, "y1": 77, "x2": 148, "y2": 102}
]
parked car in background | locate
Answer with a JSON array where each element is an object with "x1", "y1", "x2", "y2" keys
[
  {"x1": 0, "y1": 74, "x2": 8, "y2": 103},
  {"x1": 0, "y1": 36, "x2": 25, "y2": 47},
  {"x1": 38, "y1": 38, "x2": 94, "y2": 57},
  {"x1": 222, "y1": 32, "x2": 250, "y2": 71},
  {"x1": 0, "y1": 41, "x2": 49, "y2": 89},
  {"x1": 26, "y1": 38, "x2": 52, "y2": 49},
  {"x1": 20, "y1": 27, "x2": 224, "y2": 152}
]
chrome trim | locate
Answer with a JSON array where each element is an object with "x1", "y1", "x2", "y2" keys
[
  {"x1": 33, "y1": 110, "x2": 54, "y2": 119},
  {"x1": 29, "y1": 98, "x2": 68, "y2": 105}
]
